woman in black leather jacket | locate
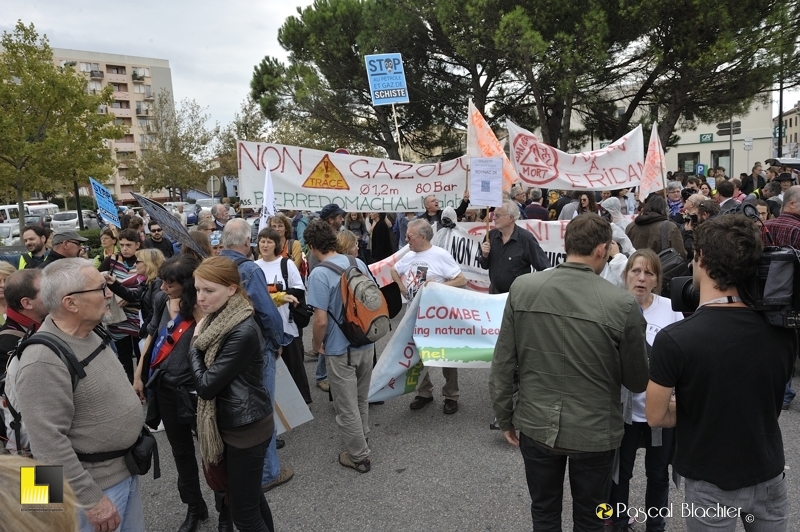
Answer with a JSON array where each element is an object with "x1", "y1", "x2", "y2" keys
[{"x1": 190, "y1": 256, "x2": 274, "y2": 532}]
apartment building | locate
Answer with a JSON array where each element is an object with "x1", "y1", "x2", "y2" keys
[
  {"x1": 774, "y1": 101, "x2": 800, "y2": 158},
  {"x1": 52, "y1": 48, "x2": 173, "y2": 202}
]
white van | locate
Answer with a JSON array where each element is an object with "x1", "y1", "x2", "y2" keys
[
  {"x1": 0, "y1": 204, "x2": 27, "y2": 223},
  {"x1": 24, "y1": 201, "x2": 60, "y2": 217}
]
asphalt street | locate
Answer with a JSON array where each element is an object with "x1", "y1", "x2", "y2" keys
[{"x1": 140, "y1": 308, "x2": 800, "y2": 532}]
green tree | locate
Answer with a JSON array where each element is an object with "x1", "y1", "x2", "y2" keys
[
  {"x1": 126, "y1": 90, "x2": 218, "y2": 200},
  {"x1": 215, "y1": 96, "x2": 271, "y2": 179},
  {"x1": 0, "y1": 21, "x2": 125, "y2": 231},
  {"x1": 250, "y1": 0, "x2": 523, "y2": 160}
]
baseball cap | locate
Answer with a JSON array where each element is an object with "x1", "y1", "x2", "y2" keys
[
  {"x1": 209, "y1": 231, "x2": 222, "y2": 246},
  {"x1": 318, "y1": 203, "x2": 346, "y2": 220},
  {"x1": 52, "y1": 231, "x2": 89, "y2": 245}
]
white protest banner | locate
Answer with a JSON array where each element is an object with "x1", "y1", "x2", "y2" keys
[
  {"x1": 507, "y1": 120, "x2": 644, "y2": 190},
  {"x1": 274, "y1": 357, "x2": 313, "y2": 434},
  {"x1": 368, "y1": 244, "x2": 409, "y2": 287},
  {"x1": 237, "y1": 141, "x2": 468, "y2": 213},
  {"x1": 466, "y1": 100, "x2": 518, "y2": 190},
  {"x1": 368, "y1": 289, "x2": 424, "y2": 402},
  {"x1": 412, "y1": 283, "x2": 506, "y2": 368},
  {"x1": 258, "y1": 165, "x2": 277, "y2": 231},
  {"x1": 638, "y1": 122, "x2": 667, "y2": 201},
  {"x1": 469, "y1": 157, "x2": 504, "y2": 207}
]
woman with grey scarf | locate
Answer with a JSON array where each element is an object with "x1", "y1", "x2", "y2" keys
[{"x1": 191, "y1": 257, "x2": 274, "y2": 532}]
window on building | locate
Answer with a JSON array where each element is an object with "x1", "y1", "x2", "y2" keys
[
  {"x1": 133, "y1": 84, "x2": 152, "y2": 95},
  {"x1": 111, "y1": 83, "x2": 129, "y2": 92},
  {"x1": 117, "y1": 151, "x2": 135, "y2": 159},
  {"x1": 111, "y1": 101, "x2": 130, "y2": 109},
  {"x1": 87, "y1": 80, "x2": 102, "y2": 93},
  {"x1": 80, "y1": 62, "x2": 100, "y2": 72},
  {"x1": 121, "y1": 134, "x2": 135, "y2": 143},
  {"x1": 711, "y1": 150, "x2": 730, "y2": 173},
  {"x1": 678, "y1": 152, "x2": 700, "y2": 174},
  {"x1": 132, "y1": 67, "x2": 150, "y2": 77},
  {"x1": 107, "y1": 65, "x2": 126, "y2": 75}
]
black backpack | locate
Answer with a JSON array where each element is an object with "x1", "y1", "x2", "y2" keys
[
  {"x1": 3, "y1": 327, "x2": 160, "y2": 478},
  {"x1": 658, "y1": 221, "x2": 690, "y2": 298}
]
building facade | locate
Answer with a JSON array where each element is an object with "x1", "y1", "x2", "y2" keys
[
  {"x1": 52, "y1": 49, "x2": 173, "y2": 202},
  {"x1": 773, "y1": 101, "x2": 800, "y2": 159}
]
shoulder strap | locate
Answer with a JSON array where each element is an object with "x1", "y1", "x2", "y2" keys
[
  {"x1": 280, "y1": 257, "x2": 289, "y2": 288},
  {"x1": 233, "y1": 256, "x2": 250, "y2": 267},
  {"x1": 660, "y1": 220, "x2": 670, "y2": 250},
  {"x1": 0, "y1": 329, "x2": 26, "y2": 340},
  {"x1": 318, "y1": 260, "x2": 346, "y2": 276}
]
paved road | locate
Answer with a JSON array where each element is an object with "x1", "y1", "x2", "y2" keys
[{"x1": 140, "y1": 310, "x2": 800, "y2": 531}]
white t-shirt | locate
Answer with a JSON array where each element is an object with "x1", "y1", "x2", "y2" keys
[
  {"x1": 631, "y1": 294, "x2": 684, "y2": 422},
  {"x1": 393, "y1": 245, "x2": 462, "y2": 301},
  {"x1": 255, "y1": 257, "x2": 304, "y2": 337}
]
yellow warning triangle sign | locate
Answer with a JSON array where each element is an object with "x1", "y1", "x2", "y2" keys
[{"x1": 301, "y1": 154, "x2": 350, "y2": 190}]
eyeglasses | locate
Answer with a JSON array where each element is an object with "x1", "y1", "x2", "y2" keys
[
  {"x1": 68, "y1": 240, "x2": 82, "y2": 246},
  {"x1": 151, "y1": 228, "x2": 162, "y2": 232},
  {"x1": 65, "y1": 282, "x2": 109, "y2": 298}
]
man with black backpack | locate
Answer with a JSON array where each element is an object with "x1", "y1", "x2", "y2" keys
[
  {"x1": 0, "y1": 269, "x2": 47, "y2": 452},
  {"x1": 306, "y1": 218, "x2": 382, "y2": 474},
  {"x1": 9, "y1": 259, "x2": 145, "y2": 531}
]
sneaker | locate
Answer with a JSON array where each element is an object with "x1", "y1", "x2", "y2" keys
[
  {"x1": 305, "y1": 351, "x2": 319, "y2": 362},
  {"x1": 261, "y1": 467, "x2": 294, "y2": 492},
  {"x1": 409, "y1": 396, "x2": 434, "y2": 410},
  {"x1": 316, "y1": 381, "x2": 330, "y2": 393},
  {"x1": 275, "y1": 439, "x2": 285, "y2": 449},
  {"x1": 152, "y1": 421, "x2": 165, "y2": 433},
  {"x1": 489, "y1": 418, "x2": 501, "y2": 430},
  {"x1": 339, "y1": 451, "x2": 371, "y2": 473},
  {"x1": 443, "y1": 399, "x2": 458, "y2": 415}
]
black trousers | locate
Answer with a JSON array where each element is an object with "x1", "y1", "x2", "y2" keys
[
  {"x1": 226, "y1": 439, "x2": 274, "y2": 532},
  {"x1": 608, "y1": 422, "x2": 674, "y2": 532},
  {"x1": 113, "y1": 335, "x2": 139, "y2": 383},
  {"x1": 520, "y1": 432, "x2": 615, "y2": 532},
  {"x1": 157, "y1": 381, "x2": 205, "y2": 509},
  {"x1": 284, "y1": 335, "x2": 311, "y2": 403}
]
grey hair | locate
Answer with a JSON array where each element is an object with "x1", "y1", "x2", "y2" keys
[
  {"x1": 210, "y1": 204, "x2": 223, "y2": 217},
  {"x1": 407, "y1": 218, "x2": 434, "y2": 241},
  {"x1": 221, "y1": 218, "x2": 251, "y2": 248},
  {"x1": 40, "y1": 258, "x2": 94, "y2": 313},
  {"x1": 501, "y1": 199, "x2": 520, "y2": 221},
  {"x1": 528, "y1": 187, "x2": 542, "y2": 201},
  {"x1": 666, "y1": 181, "x2": 682, "y2": 193}
]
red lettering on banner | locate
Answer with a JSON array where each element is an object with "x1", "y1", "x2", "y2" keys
[
  {"x1": 238, "y1": 142, "x2": 260, "y2": 171},
  {"x1": 373, "y1": 161, "x2": 393, "y2": 180},
  {"x1": 261, "y1": 145, "x2": 281, "y2": 172},
  {"x1": 589, "y1": 159, "x2": 599, "y2": 172},
  {"x1": 393, "y1": 162, "x2": 414, "y2": 179},
  {"x1": 282, "y1": 147, "x2": 302, "y2": 174},
  {"x1": 349, "y1": 159, "x2": 371, "y2": 178},
  {"x1": 398, "y1": 344, "x2": 416, "y2": 369},
  {"x1": 560, "y1": 220, "x2": 569, "y2": 239},
  {"x1": 417, "y1": 306, "x2": 481, "y2": 321},
  {"x1": 388, "y1": 377, "x2": 396, "y2": 389},
  {"x1": 416, "y1": 164, "x2": 437, "y2": 178}
]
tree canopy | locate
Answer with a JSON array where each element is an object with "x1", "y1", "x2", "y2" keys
[
  {"x1": 250, "y1": 0, "x2": 800, "y2": 157},
  {"x1": 0, "y1": 21, "x2": 125, "y2": 230},
  {"x1": 125, "y1": 90, "x2": 218, "y2": 199}
]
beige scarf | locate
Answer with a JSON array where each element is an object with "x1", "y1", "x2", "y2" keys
[{"x1": 194, "y1": 293, "x2": 254, "y2": 464}]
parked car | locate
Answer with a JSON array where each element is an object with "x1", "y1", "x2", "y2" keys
[
  {"x1": 49, "y1": 210, "x2": 99, "y2": 232},
  {"x1": 0, "y1": 224, "x2": 21, "y2": 246},
  {"x1": 195, "y1": 198, "x2": 220, "y2": 213},
  {"x1": 163, "y1": 202, "x2": 198, "y2": 225}
]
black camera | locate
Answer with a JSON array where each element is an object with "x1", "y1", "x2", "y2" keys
[{"x1": 671, "y1": 247, "x2": 800, "y2": 327}]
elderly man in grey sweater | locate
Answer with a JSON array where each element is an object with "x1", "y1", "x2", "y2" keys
[{"x1": 12, "y1": 258, "x2": 144, "y2": 532}]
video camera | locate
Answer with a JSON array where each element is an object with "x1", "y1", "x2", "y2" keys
[{"x1": 670, "y1": 203, "x2": 800, "y2": 328}]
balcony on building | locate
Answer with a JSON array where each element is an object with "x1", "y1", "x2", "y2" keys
[
  {"x1": 114, "y1": 142, "x2": 137, "y2": 153},
  {"x1": 136, "y1": 107, "x2": 150, "y2": 117},
  {"x1": 113, "y1": 91, "x2": 130, "y2": 100},
  {"x1": 143, "y1": 91, "x2": 154, "y2": 100},
  {"x1": 132, "y1": 72, "x2": 145, "y2": 83},
  {"x1": 111, "y1": 108, "x2": 132, "y2": 118},
  {"x1": 90, "y1": 70, "x2": 104, "y2": 79}
]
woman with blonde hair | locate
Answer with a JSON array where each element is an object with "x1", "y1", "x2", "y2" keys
[
  {"x1": 607, "y1": 248, "x2": 683, "y2": 532},
  {"x1": 267, "y1": 214, "x2": 302, "y2": 269},
  {"x1": 191, "y1": 256, "x2": 274, "y2": 532},
  {"x1": 336, "y1": 230, "x2": 359, "y2": 258},
  {"x1": 104, "y1": 247, "x2": 165, "y2": 340},
  {"x1": 0, "y1": 261, "x2": 17, "y2": 323},
  {"x1": 93, "y1": 227, "x2": 119, "y2": 269}
]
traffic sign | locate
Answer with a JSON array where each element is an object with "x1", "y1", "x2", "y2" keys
[
  {"x1": 716, "y1": 128, "x2": 741, "y2": 136},
  {"x1": 599, "y1": 141, "x2": 611, "y2": 148},
  {"x1": 700, "y1": 133, "x2": 714, "y2": 143},
  {"x1": 365, "y1": 53, "x2": 409, "y2": 106},
  {"x1": 774, "y1": 126, "x2": 786, "y2": 138},
  {"x1": 696, "y1": 163, "x2": 706, "y2": 176},
  {"x1": 207, "y1": 176, "x2": 221, "y2": 195},
  {"x1": 716, "y1": 121, "x2": 741, "y2": 129}
]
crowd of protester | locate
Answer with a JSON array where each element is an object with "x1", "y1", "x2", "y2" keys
[{"x1": 0, "y1": 161, "x2": 797, "y2": 531}]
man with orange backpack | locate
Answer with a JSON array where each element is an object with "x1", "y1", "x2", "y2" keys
[{"x1": 305, "y1": 218, "x2": 387, "y2": 473}]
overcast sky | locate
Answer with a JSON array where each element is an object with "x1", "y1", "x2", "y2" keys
[{"x1": 1, "y1": 0, "x2": 313, "y2": 127}]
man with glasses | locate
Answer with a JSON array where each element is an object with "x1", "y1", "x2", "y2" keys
[
  {"x1": 11, "y1": 259, "x2": 145, "y2": 532},
  {"x1": 47, "y1": 231, "x2": 89, "y2": 264},
  {"x1": 391, "y1": 219, "x2": 467, "y2": 414},
  {"x1": 143, "y1": 220, "x2": 174, "y2": 258}
]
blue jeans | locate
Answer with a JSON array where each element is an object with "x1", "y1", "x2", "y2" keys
[
  {"x1": 316, "y1": 351, "x2": 327, "y2": 383},
  {"x1": 260, "y1": 350, "x2": 280, "y2": 485},
  {"x1": 684, "y1": 473, "x2": 788, "y2": 531},
  {"x1": 609, "y1": 422, "x2": 674, "y2": 531},
  {"x1": 79, "y1": 475, "x2": 144, "y2": 532},
  {"x1": 519, "y1": 432, "x2": 615, "y2": 532}
]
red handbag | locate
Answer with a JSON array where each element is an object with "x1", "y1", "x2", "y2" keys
[{"x1": 202, "y1": 455, "x2": 228, "y2": 492}]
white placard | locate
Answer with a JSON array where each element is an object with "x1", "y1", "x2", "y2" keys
[
  {"x1": 469, "y1": 157, "x2": 504, "y2": 207},
  {"x1": 273, "y1": 357, "x2": 313, "y2": 434}
]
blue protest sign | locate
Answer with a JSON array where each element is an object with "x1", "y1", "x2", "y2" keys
[
  {"x1": 365, "y1": 53, "x2": 409, "y2": 106},
  {"x1": 89, "y1": 177, "x2": 121, "y2": 228}
]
